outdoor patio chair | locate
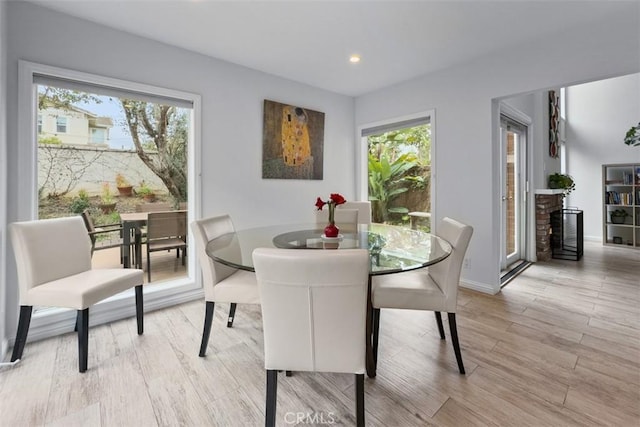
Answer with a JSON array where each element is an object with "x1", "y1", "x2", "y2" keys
[
  {"x1": 145, "y1": 210, "x2": 187, "y2": 282},
  {"x1": 80, "y1": 210, "x2": 140, "y2": 268}
]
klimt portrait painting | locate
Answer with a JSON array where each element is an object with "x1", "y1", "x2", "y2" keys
[{"x1": 262, "y1": 100, "x2": 324, "y2": 180}]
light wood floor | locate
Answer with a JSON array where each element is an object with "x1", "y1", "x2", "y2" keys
[{"x1": 1, "y1": 241, "x2": 638, "y2": 426}]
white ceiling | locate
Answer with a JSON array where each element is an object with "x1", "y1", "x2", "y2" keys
[{"x1": 24, "y1": 0, "x2": 635, "y2": 96}]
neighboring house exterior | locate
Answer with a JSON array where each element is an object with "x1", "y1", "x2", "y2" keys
[{"x1": 38, "y1": 105, "x2": 113, "y2": 147}]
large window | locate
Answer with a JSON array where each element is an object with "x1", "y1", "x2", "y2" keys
[{"x1": 18, "y1": 61, "x2": 201, "y2": 336}]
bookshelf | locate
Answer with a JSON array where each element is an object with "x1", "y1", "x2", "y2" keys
[{"x1": 602, "y1": 163, "x2": 640, "y2": 249}]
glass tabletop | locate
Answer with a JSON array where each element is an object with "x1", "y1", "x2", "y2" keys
[{"x1": 206, "y1": 223, "x2": 452, "y2": 275}]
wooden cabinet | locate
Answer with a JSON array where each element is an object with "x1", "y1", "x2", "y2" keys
[{"x1": 602, "y1": 163, "x2": 640, "y2": 248}]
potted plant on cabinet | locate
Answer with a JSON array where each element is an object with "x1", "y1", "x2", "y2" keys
[
  {"x1": 99, "y1": 182, "x2": 117, "y2": 214},
  {"x1": 623, "y1": 122, "x2": 639, "y2": 147},
  {"x1": 137, "y1": 181, "x2": 156, "y2": 202},
  {"x1": 115, "y1": 173, "x2": 133, "y2": 197},
  {"x1": 610, "y1": 209, "x2": 629, "y2": 224}
]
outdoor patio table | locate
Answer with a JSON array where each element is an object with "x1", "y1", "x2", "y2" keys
[{"x1": 120, "y1": 212, "x2": 148, "y2": 269}]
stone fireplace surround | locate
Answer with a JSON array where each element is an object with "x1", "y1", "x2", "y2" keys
[{"x1": 534, "y1": 189, "x2": 564, "y2": 261}]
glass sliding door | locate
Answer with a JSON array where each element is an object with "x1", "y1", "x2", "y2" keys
[{"x1": 500, "y1": 115, "x2": 528, "y2": 270}]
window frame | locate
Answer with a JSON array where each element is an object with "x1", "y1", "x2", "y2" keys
[{"x1": 17, "y1": 60, "x2": 203, "y2": 340}]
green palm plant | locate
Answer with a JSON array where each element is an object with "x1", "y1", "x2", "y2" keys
[{"x1": 368, "y1": 152, "x2": 420, "y2": 223}]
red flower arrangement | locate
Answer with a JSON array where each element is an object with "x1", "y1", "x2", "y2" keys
[{"x1": 315, "y1": 193, "x2": 347, "y2": 237}]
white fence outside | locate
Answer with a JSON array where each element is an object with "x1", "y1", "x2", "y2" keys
[{"x1": 38, "y1": 144, "x2": 166, "y2": 198}]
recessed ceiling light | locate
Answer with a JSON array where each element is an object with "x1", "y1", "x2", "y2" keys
[{"x1": 349, "y1": 54, "x2": 361, "y2": 64}]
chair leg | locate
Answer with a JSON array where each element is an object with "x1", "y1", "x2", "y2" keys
[
  {"x1": 435, "y1": 311, "x2": 445, "y2": 339},
  {"x1": 447, "y1": 312, "x2": 465, "y2": 374},
  {"x1": 74, "y1": 311, "x2": 80, "y2": 332},
  {"x1": 136, "y1": 232, "x2": 143, "y2": 270},
  {"x1": 372, "y1": 308, "x2": 381, "y2": 367},
  {"x1": 199, "y1": 301, "x2": 215, "y2": 357},
  {"x1": 135, "y1": 285, "x2": 144, "y2": 335},
  {"x1": 11, "y1": 305, "x2": 33, "y2": 362},
  {"x1": 147, "y1": 249, "x2": 151, "y2": 282},
  {"x1": 77, "y1": 308, "x2": 89, "y2": 373},
  {"x1": 266, "y1": 369, "x2": 278, "y2": 427},
  {"x1": 227, "y1": 303, "x2": 237, "y2": 327},
  {"x1": 355, "y1": 373, "x2": 365, "y2": 427}
]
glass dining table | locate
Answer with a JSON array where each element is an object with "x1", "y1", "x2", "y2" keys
[{"x1": 205, "y1": 222, "x2": 452, "y2": 378}]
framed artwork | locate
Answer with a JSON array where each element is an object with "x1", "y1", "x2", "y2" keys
[
  {"x1": 262, "y1": 99, "x2": 324, "y2": 180},
  {"x1": 549, "y1": 90, "x2": 559, "y2": 158}
]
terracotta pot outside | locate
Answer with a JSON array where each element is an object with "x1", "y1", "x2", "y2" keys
[{"x1": 117, "y1": 185, "x2": 133, "y2": 197}]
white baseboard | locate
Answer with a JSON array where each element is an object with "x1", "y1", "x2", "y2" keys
[
  {"x1": 461, "y1": 279, "x2": 498, "y2": 295},
  {"x1": 1, "y1": 338, "x2": 7, "y2": 362}
]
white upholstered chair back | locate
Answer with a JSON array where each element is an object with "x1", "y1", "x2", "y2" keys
[
  {"x1": 252, "y1": 248, "x2": 369, "y2": 374},
  {"x1": 428, "y1": 217, "x2": 473, "y2": 312},
  {"x1": 191, "y1": 215, "x2": 241, "y2": 300},
  {"x1": 315, "y1": 208, "x2": 359, "y2": 233},
  {"x1": 10, "y1": 216, "x2": 92, "y2": 305},
  {"x1": 338, "y1": 201, "x2": 372, "y2": 224}
]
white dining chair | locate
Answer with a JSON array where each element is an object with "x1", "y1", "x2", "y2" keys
[
  {"x1": 338, "y1": 201, "x2": 372, "y2": 224},
  {"x1": 315, "y1": 208, "x2": 359, "y2": 233},
  {"x1": 190, "y1": 215, "x2": 260, "y2": 357},
  {"x1": 9, "y1": 216, "x2": 145, "y2": 372},
  {"x1": 252, "y1": 248, "x2": 369, "y2": 427},
  {"x1": 371, "y1": 217, "x2": 473, "y2": 374}
]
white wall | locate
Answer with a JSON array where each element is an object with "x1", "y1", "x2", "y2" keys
[
  {"x1": 0, "y1": 0, "x2": 8, "y2": 359},
  {"x1": 355, "y1": 8, "x2": 640, "y2": 293},
  {"x1": 566, "y1": 73, "x2": 640, "y2": 241},
  {"x1": 4, "y1": 2, "x2": 354, "y2": 340}
]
